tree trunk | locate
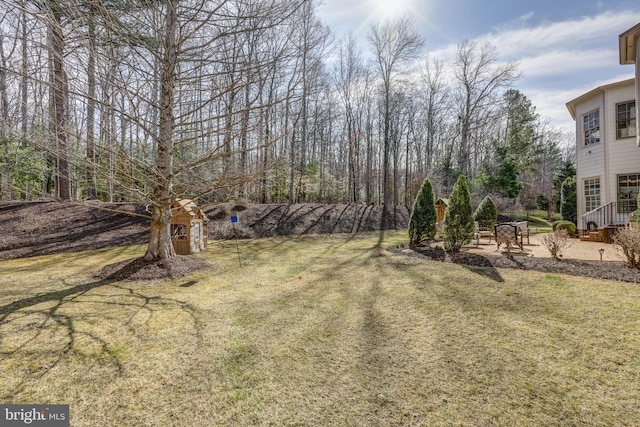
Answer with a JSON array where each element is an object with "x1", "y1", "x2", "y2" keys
[
  {"x1": 288, "y1": 127, "x2": 296, "y2": 203},
  {"x1": 0, "y1": 31, "x2": 13, "y2": 201},
  {"x1": 382, "y1": 78, "x2": 392, "y2": 225},
  {"x1": 144, "y1": 1, "x2": 178, "y2": 261},
  {"x1": 49, "y1": 6, "x2": 71, "y2": 200},
  {"x1": 260, "y1": 105, "x2": 270, "y2": 203},
  {"x1": 365, "y1": 103, "x2": 373, "y2": 204},
  {"x1": 20, "y1": 11, "x2": 28, "y2": 146},
  {"x1": 101, "y1": 67, "x2": 115, "y2": 202},
  {"x1": 144, "y1": 202, "x2": 174, "y2": 261},
  {"x1": 347, "y1": 120, "x2": 355, "y2": 203},
  {"x1": 404, "y1": 130, "x2": 410, "y2": 206},
  {"x1": 86, "y1": 16, "x2": 97, "y2": 199},
  {"x1": 238, "y1": 67, "x2": 252, "y2": 199}
]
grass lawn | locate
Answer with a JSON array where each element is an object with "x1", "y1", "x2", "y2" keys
[{"x1": 2, "y1": 231, "x2": 640, "y2": 426}]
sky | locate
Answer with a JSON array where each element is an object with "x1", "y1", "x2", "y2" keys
[{"x1": 316, "y1": 0, "x2": 640, "y2": 133}]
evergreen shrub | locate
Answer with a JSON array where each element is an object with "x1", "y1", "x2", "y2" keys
[
  {"x1": 408, "y1": 178, "x2": 437, "y2": 245},
  {"x1": 444, "y1": 175, "x2": 474, "y2": 252},
  {"x1": 473, "y1": 195, "x2": 498, "y2": 230}
]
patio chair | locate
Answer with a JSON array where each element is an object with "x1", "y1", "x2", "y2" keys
[
  {"x1": 494, "y1": 223, "x2": 522, "y2": 252},
  {"x1": 474, "y1": 221, "x2": 494, "y2": 246},
  {"x1": 516, "y1": 221, "x2": 529, "y2": 245}
]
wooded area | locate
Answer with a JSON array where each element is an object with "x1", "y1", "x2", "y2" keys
[{"x1": 0, "y1": 0, "x2": 573, "y2": 258}]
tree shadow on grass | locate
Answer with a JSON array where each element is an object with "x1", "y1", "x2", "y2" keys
[
  {"x1": 0, "y1": 258, "x2": 204, "y2": 384},
  {"x1": 451, "y1": 254, "x2": 505, "y2": 283},
  {"x1": 410, "y1": 246, "x2": 505, "y2": 283}
]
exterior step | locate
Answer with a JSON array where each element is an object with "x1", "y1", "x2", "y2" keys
[{"x1": 579, "y1": 231, "x2": 604, "y2": 242}]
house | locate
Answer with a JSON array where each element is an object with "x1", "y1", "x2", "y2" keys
[
  {"x1": 563, "y1": 23, "x2": 640, "y2": 235},
  {"x1": 619, "y1": 22, "x2": 640, "y2": 147},
  {"x1": 566, "y1": 78, "x2": 638, "y2": 233}
]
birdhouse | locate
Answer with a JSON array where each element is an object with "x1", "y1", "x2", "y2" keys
[
  {"x1": 435, "y1": 198, "x2": 449, "y2": 222},
  {"x1": 170, "y1": 199, "x2": 208, "y2": 255}
]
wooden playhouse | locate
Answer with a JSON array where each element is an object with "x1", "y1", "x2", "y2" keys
[
  {"x1": 435, "y1": 198, "x2": 449, "y2": 222},
  {"x1": 170, "y1": 199, "x2": 208, "y2": 255}
]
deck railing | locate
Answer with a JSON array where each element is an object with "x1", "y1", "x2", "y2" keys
[{"x1": 580, "y1": 202, "x2": 631, "y2": 230}]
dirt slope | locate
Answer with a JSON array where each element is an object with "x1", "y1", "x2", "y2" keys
[
  {"x1": 0, "y1": 201, "x2": 409, "y2": 261},
  {"x1": 208, "y1": 203, "x2": 409, "y2": 237}
]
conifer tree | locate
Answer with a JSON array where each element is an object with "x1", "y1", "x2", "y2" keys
[
  {"x1": 408, "y1": 178, "x2": 436, "y2": 245},
  {"x1": 474, "y1": 195, "x2": 498, "y2": 229},
  {"x1": 560, "y1": 176, "x2": 577, "y2": 224},
  {"x1": 444, "y1": 175, "x2": 474, "y2": 251}
]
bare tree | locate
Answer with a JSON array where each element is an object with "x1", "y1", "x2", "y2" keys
[
  {"x1": 418, "y1": 56, "x2": 450, "y2": 176},
  {"x1": 454, "y1": 40, "x2": 519, "y2": 177},
  {"x1": 368, "y1": 16, "x2": 423, "y2": 214},
  {"x1": 83, "y1": 5, "x2": 97, "y2": 199},
  {"x1": 0, "y1": 26, "x2": 11, "y2": 201},
  {"x1": 96, "y1": 0, "x2": 305, "y2": 260},
  {"x1": 1, "y1": 0, "x2": 575, "y2": 254},
  {"x1": 286, "y1": 0, "x2": 330, "y2": 203},
  {"x1": 334, "y1": 33, "x2": 364, "y2": 203}
]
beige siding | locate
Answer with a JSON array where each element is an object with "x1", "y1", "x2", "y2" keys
[
  {"x1": 571, "y1": 78, "x2": 638, "y2": 228},
  {"x1": 637, "y1": 42, "x2": 640, "y2": 147},
  {"x1": 604, "y1": 83, "x2": 640, "y2": 207},
  {"x1": 574, "y1": 92, "x2": 605, "y2": 221}
]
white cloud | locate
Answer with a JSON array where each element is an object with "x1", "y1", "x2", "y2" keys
[
  {"x1": 518, "y1": 49, "x2": 619, "y2": 78},
  {"x1": 429, "y1": 10, "x2": 640, "y2": 130},
  {"x1": 478, "y1": 10, "x2": 640, "y2": 60},
  {"x1": 527, "y1": 88, "x2": 583, "y2": 132},
  {"x1": 321, "y1": 3, "x2": 640, "y2": 132}
]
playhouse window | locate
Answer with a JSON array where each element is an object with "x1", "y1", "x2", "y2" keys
[
  {"x1": 616, "y1": 101, "x2": 636, "y2": 139},
  {"x1": 583, "y1": 110, "x2": 600, "y2": 145},
  {"x1": 171, "y1": 224, "x2": 187, "y2": 240},
  {"x1": 192, "y1": 222, "x2": 201, "y2": 242},
  {"x1": 584, "y1": 177, "x2": 600, "y2": 212},
  {"x1": 617, "y1": 174, "x2": 640, "y2": 213}
]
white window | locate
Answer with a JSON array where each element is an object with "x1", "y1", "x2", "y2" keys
[
  {"x1": 583, "y1": 110, "x2": 600, "y2": 146},
  {"x1": 584, "y1": 178, "x2": 600, "y2": 212},
  {"x1": 193, "y1": 222, "x2": 201, "y2": 242},
  {"x1": 617, "y1": 174, "x2": 640, "y2": 213},
  {"x1": 617, "y1": 101, "x2": 636, "y2": 139}
]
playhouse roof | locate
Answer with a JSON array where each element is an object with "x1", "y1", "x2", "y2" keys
[{"x1": 171, "y1": 199, "x2": 208, "y2": 220}]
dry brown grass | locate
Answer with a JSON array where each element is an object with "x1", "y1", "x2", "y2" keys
[{"x1": 2, "y1": 232, "x2": 640, "y2": 426}]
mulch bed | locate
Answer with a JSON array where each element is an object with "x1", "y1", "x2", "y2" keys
[
  {"x1": 95, "y1": 256, "x2": 212, "y2": 281},
  {"x1": 391, "y1": 245, "x2": 640, "y2": 284}
]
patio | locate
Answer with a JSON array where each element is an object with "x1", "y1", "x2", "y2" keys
[{"x1": 467, "y1": 232, "x2": 625, "y2": 262}]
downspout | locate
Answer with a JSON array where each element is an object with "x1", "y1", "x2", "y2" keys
[
  {"x1": 635, "y1": 39, "x2": 640, "y2": 147},
  {"x1": 602, "y1": 90, "x2": 609, "y2": 226}
]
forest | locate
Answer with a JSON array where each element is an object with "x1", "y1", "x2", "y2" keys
[
  {"x1": 0, "y1": 0, "x2": 578, "y2": 258},
  {"x1": 0, "y1": 0, "x2": 574, "y2": 206}
]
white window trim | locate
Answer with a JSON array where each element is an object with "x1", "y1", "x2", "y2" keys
[
  {"x1": 617, "y1": 173, "x2": 640, "y2": 213},
  {"x1": 582, "y1": 109, "x2": 600, "y2": 146},
  {"x1": 584, "y1": 177, "x2": 601, "y2": 212},
  {"x1": 616, "y1": 100, "x2": 637, "y2": 140}
]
